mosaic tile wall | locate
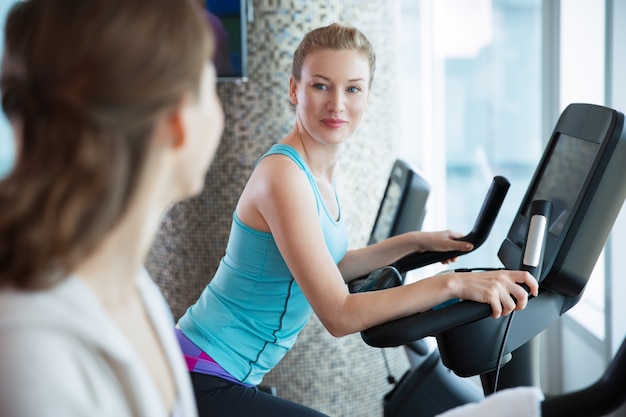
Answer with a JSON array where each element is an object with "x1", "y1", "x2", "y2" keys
[{"x1": 146, "y1": 1, "x2": 410, "y2": 415}]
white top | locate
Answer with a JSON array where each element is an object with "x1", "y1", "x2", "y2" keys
[
  {"x1": 0, "y1": 268, "x2": 197, "y2": 417},
  {"x1": 435, "y1": 386, "x2": 544, "y2": 417}
]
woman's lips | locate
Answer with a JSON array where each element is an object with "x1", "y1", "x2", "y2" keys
[{"x1": 322, "y1": 118, "x2": 347, "y2": 129}]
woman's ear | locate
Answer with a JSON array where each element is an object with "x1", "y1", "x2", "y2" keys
[
  {"x1": 289, "y1": 76, "x2": 298, "y2": 106},
  {"x1": 159, "y1": 95, "x2": 189, "y2": 150}
]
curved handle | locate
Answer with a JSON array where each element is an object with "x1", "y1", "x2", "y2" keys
[
  {"x1": 541, "y1": 335, "x2": 626, "y2": 417},
  {"x1": 348, "y1": 266, "x2": 403, "y2": 293},
  {"x1": 362, "y1": 299, "x2": 493, "y2": 348},
  {"x1": 391, "y1": 176, "x2": 510, "y2": 273}
]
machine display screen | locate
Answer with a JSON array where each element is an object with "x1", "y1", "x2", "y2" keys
[
  {"x1": 523, "y1": 133, "x2": 598, "y2": 237},
  {"x1": 370, "y1": 178, "x2": 403, "y2": 244}
]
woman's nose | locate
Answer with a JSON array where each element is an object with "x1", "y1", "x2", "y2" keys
[{"x1": 327, "y1": 91, "x2": 345, "y2": 113}]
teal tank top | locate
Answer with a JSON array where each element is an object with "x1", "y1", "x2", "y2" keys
[{"x1": 177, "y1": 144, "x2": 348, "y2": 385}]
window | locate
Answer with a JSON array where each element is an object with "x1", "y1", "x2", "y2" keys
[
  {"x1": 558, "y1": 0, "x2": 606, "y2": 340},
  {"x1": 398, "y1": 0, "x2": 623, "y2": 394},
  {"x1": 399, "y1": 0, "x2": 543, "y2": 280}
]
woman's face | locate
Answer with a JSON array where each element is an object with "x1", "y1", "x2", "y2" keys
[
  {"x1": 178, "y1": 63, "x2": 224, "y2": 198},
  {"x1": 290, "y1": 48, "x2": 370, "y2": 146}
]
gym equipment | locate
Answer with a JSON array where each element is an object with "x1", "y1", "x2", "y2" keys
[
  {"x1": 355, "y1": 103, "x2": 626, "y2": 416},
  {"x1": 367, "y1": 159, "x2": 430, "y2": 247},
  {"x1": 353, "y1": 160, "x2": 513, "y2": 416},
  {"x1": 541, "y1": 334, "x2": 626, "y2": 417}
]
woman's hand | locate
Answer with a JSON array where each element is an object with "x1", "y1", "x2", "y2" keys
[
  {"x1": 443, "y1": 269, "x2": 538, "y2": 318},
  {"x1": 413, "y1": 230, "x2": 473, "y2": 264}
]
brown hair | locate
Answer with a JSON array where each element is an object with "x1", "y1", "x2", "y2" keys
[
  {"x1": 291, "y1": 23, "x2": 376, "y2": 87},
  {"x1": 0, "y1": 0, "x2": 214, "y2": 289}
]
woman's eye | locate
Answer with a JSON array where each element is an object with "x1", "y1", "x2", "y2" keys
[
  {"x1": 347, "y1": 86, "x2": 361, "y2": 94},
  {"x1": 314, "y1": 83, "x2": 328, "y2": 91}
]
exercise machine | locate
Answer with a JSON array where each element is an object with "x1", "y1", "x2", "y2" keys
[
  {"x1": 351, "y1": 159, "x2": 509, "y2": 415},
  {"x1": 354, "y1": 103, "x2": 626, "y2": 416}
]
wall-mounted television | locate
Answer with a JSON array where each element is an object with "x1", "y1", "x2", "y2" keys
[{"x1": 204, "y1": 0, "x2": 249, "y2": 82}]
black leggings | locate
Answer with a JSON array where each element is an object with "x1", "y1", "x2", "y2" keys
[{"x1": 190, "y1": 372, "x2": 329, "y2": 417}]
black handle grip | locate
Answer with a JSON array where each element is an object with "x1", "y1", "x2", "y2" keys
[
  {"x1": 362, "y1": 299, "x2": 493, "y2": 348},
  {"x1": 391, "y1": 176, "x2": 510, "y2": 273},
  {"x1": 541, "y1": 334, "x2": 626, "y2": 417},
  {"x1": 348, "y1": 266, "x2": 403, "y2": 293}
]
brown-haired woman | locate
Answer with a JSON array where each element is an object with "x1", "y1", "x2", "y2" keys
[
  {"x1": 176, "y1": 23, "x2": 537, "y2": 416},
  {"x1": 0, "y1": 0, "x2": 224, "y2": 416}
]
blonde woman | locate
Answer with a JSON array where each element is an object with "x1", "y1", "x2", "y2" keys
[{"x1": 177, "y1": 23, "x2": 537, "y2": 416}]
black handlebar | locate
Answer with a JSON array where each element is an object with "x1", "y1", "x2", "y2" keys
[
  {"x1": 362, "y1": 299, "x2": 493, "y2": 348},
  {"x1": 391, "y1": 176, "x2": 510, "y2": 273},
  {"x1": 541, "y1": 335, "x2": 626, "y2": 417},
  {"x1": 359, "y1": 176, "x2": 510, "y2": 348}
]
